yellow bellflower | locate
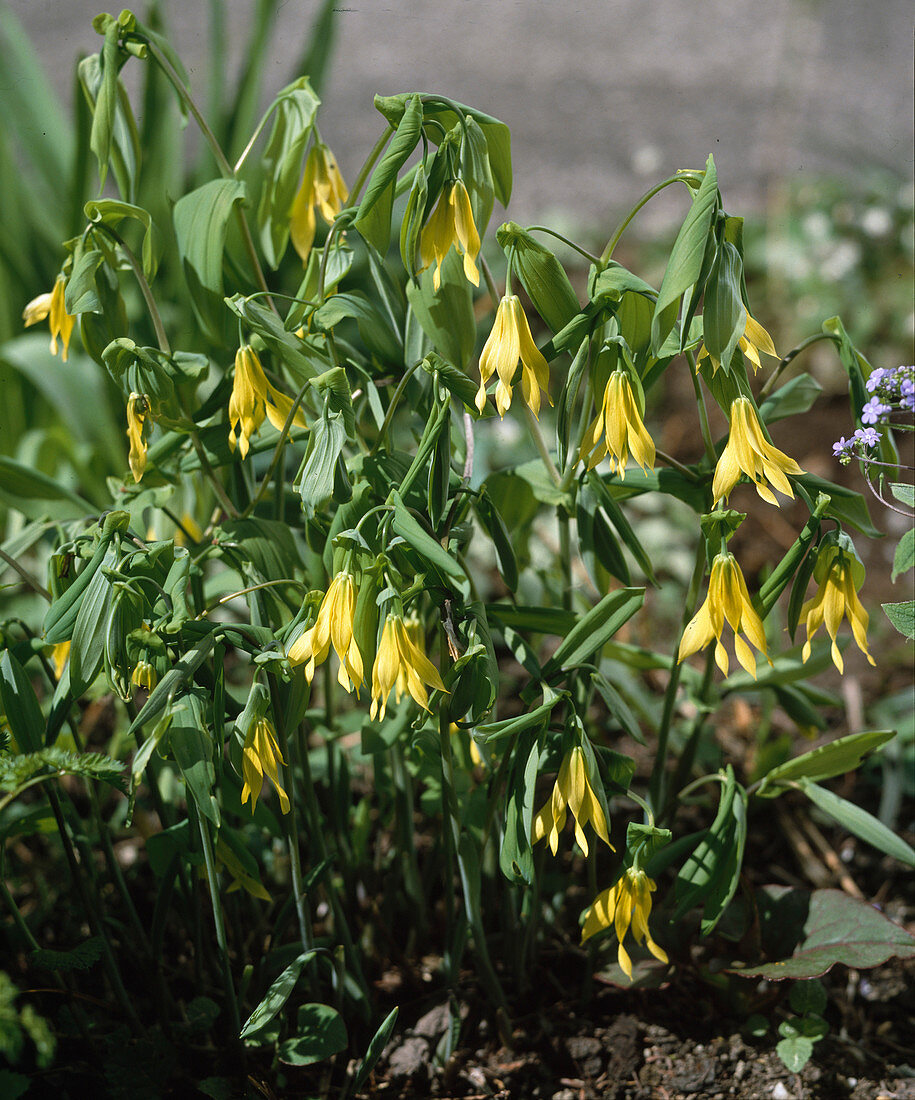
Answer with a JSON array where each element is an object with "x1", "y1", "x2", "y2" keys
[
  {"x1": 678, "y1": 551, "x2": 769, "y2": 677},
  {"x1": 227, "y1": 345, "x2": 308, "y2": 459},
  {"x1": 241, "y1": 716, "x2": 290, "y2": 815},
  {"x1": 532, "y1": 745, "x2": 613, "y2": 857},
  {"x1": 287, "y1": 571, "x2": 363, "y2": 692},
  {"x1": 800, "y1": 546, "x2": 875, "y2": 673},
  {"x1": 697, "y1": 313, "x2": 779, "y2": 375},
  {"x1": 23, "y1": 274, "x2": 76, "y2": 362},
  {"x1": 578, "y1": 371, "x2": 656, "y2": 478},
  {"x1": 712, "y1": 396, "x2": 804, "y2": 506},
  {"x1": 127, "y1": 393, "x2": 150, "y2": 483},
  {"x1": 581, "y1": 867, "x2": 669, "y2": 980},
  {"x1": 419, "y1": 179, "x2": 481, "y2": 291},
  {"x1": 290, "y1": 142, "x2": 348, "y2": 263},
  {"x1": 370, "y1": 613, "x2": 447, "y2": 721},
  {"x1": 130, "y1": 661, "x2": 157, "y2": 691},
  {"x1": 476, "y1": 295, "x2": 551, "y2": 418}
]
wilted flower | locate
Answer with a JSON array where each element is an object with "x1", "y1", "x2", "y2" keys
[
  {"x1": 228, "y1": 345, "x2": 308, "y2": 459},
  {"x1": 532, "y1": 745, "x2": 613, "y2": 857},
  {"x1": 678, "y1": 551, "x2": 769, "y2": 677},
  {"x1": 419, "y1": 179, "x2": 480, "y2": 291},
  {"x1": 23, "y1": 274, "x2": 76, "y2": 361},
  {"x1": 698, "y1": 313, "x2": 778, "y2": 375},
  {"x1": 127, "y1": 393, "x2": 150, "y2": 483},
  {"x1": 290, "y1": 142, "x2": 348, "y2": 263},
  {"x1": 287, "y1": 571, "x2": 363, "y2": 692},
  {"x1": 476, "y1": 295, "x2": 551, "y2": 418},
  {"x1": 578, "y1": 371, "x2": 655, "y2": 478},
  {"x1": 581, "y1": 867, "x2": 668, "y2": 980},
  {"x1": 800, "y1": 545, "x2": 875, "y2": 673},
  {"x1": 712, "y1": 396, "x2": 804, "y2": 506},
  {"x1": 241, "y1": 716, "x2": 290, "y2": 815},
  {"x1": 370, "y1": 613, "x2": 446, "y2": 721}
]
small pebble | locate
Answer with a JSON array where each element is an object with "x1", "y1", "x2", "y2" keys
[{"x1": 772, "y1": 1084, "x2": 791, "y2": 1099}]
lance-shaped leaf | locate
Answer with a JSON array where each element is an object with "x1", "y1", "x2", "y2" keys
[
  {"x1": 84, "y1": 199, "x2": 159, "y2": 281},
  {"x1": 758, "y1": 373, "x2": 823, "y2": 425},
  {"x1": 651, "y1": 155, "x2": 718, "y2": 353},
  {"x1": 240, "y1": 950, "x2": 321, "y2": 1039},
  {"x1": 294, "y1": 409, "x2": 347, "y2": 519},
  {"x1": 0, "y1": 651, "x2": 44, "y2": 753},
  {"x1": 701, "y1": 241, "x2": 745, "y2": 375},
  {"x1": 225, "y1": 293, "x2": 320, "y2": 385},
  {"x1": 167, "y1": 691, "x2": 219, "y2": 826},
  {"x1": 313, "y1": 291, "x2": 402, "y2": 366},
  {"x1": 460, "y1": 116, "x2": 495, "y2": 241},
  {"x1": 390, "y1": 490, "x2": 468, "y2": 593},
  {"x1": 798, "y1": 780, "x2": 915, "y2": 867},
  {"x1": 496, "y1": 222, "x2": 580, "y2": 334},
  {"x1": 499, "y1": 732, "x2": 541, "y2": 883},
  {"x1": 405, "y1": 249, "x2": 476, "y2": 370},
  {"x1": 127, "y1": 631, "x2": 215, "y2": 735},
  {"x1": 173, "y1": 179, "x2": 247, "y2": 343},
  {"x1": 69, "y1": 541, "x2": 118, "y2": 697},
  {"x1": 256, "y1": 77, "x2": 321, "y2": 268},
  {"x1": 756, "y1": 729, "x2": 894, "y2": 796},
  {"x1": 355, "y1": 93, "x2": 423, "y2": 253},
  {"x1": 541, "y1": 588, "x2": 645, "y2": 678}
]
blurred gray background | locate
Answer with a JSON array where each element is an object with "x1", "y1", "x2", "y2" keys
[{"x1": 9, "y1": 0, "x2": 914, "y2": 231}]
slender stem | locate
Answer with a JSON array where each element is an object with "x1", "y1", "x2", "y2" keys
[
  {"x1": 759, "y1": 332, "x2": 840, "y2": 398},
  {"x1": 346, "y1": 125, "x2": 395, "y2": 208},
  {"x1": 371, "y1": 359, "x2": 424, "y2": 453},
  {"x1": 0, "y1": 549, "x2": 51, "y2": 601},
  {"x1": 94, "y1": 222, "x2": 170, "y2": 354},
  {"x1": 196, "y1": 812, "x2": 241, "y2": 1036},
  {"x1": 183, "y1": 408, "x2": 239, "y2": 519},
  {"x1": 677, "y1": 771, "x2": 729, "y2": 801},
  {"x1": 686, "y1": 350, "x2": 718, "y2": 465},
  {"x1": 525, "y1": 405, "x2": 562, "y2": 487},
  {"x1": 600, "y1": 175, "x2": 697, "y2": 263},
  {"x1": 665, "y1": 646, "x2": 717, "y2": 816},
  {"x1": 202, "y1": 578, "x2": 306, "y2": 616},
  {"x1": 558, "y1": 507, "x2": 573, "y2": 612},
  {"x1": 525, "y1": 225, "x2": 601, "y2": 265},
  {"x1": 241, "y1": 378, "x2": 311, "y2": 519},
  {"x1": 649, "y1": 535, "x2": 708, "y2": 812},
  {"x1": 656, "y1": 449, "x2": 700, "y2": 480}
]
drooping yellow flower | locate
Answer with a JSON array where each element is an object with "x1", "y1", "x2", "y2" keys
[
  {"x1": 23, "y1": 274, "x2": 76, "y2": 362},
  {"x1": 678, "y1": 551, "x2": 769, "y2": 677},
  {"x1": 578, "y1": 371, "x2": 656, "y2": 478},
  {"x1": 49, "y1": 641, "x2": 70, "y2": 679},
  {"x1": 370, "y1": 613, "x2": 447, "y2": 721},
  {"x1": 290, "y1": 142, "x2": 348, "y2": 263},
  {"x1": 287, "y1": 571, "x2": 363, "y2": 692},
  {"x1": 131, "y1": 661, "x2": 158, "y2": 691},
  {"x1": 241, "y1": 716, "x2": 290, "y2": 815},
  {"x1": 532, "y1": 745, "x2": 613, "y2": 857},
  {"x1": 419, "y1": 179, "x2": 481, "y2": 291},
  {"x1": 227, "y1": 345, "x2": 308, "y2": 459},
  {"x1": 698, "y1": 313, "x2": 779, "y2": 375},
  {"x1": 127, "y1": 393, "x2": 150, "y2": 483},
  {"x1": 476, "y1": 295, "x2": 551, "y2": 418},
  {"x1": 800, "y1": 545, "x2": 875, "y2": 673},
  {"x1": 712, "y1": 396, "x2": 804, "y2": 506},
  {"x1": 213, "y1": 834, "x2": 271, "y2": 900},
  {"x1": 581, "y1": 867, "x2": 669, "y2": 980}
]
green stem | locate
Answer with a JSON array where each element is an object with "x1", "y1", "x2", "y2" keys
[
  {"x1": 665, "y1": 646, "x2": 717, "y2": 816},
  {"x1": 525, "y1": 225, "x2": 601, "y2": 265},
  {"x1": 241, "y1": 378, "x2": 311, "y2": 518},
  {"x1": 94, "y1": 222, "x2": 170, "y2": 354},
  {"x1": 0, "y1": 549, "x2": 50, "y2": 601},
  {"x1": 686, "y1": 350, "x2": 718, "y2": 466},
  {"x1": 600, "y1": 174, "x2": 697, "y2": 263},
  {"x1": 196, "y1": 812, "x2": 241, "y2": 1036},
  {"x1": 525, "y1": 405, "x2": 562, "y2": 487},
  {"x1": 649, "y1": 535, "x2": 708, "y2": 812},
  {"x1": 371, "y1": 359, "x2": 425, "y2": 453},
  {"x1": 347, "y1": 125, "x2": 396, "y2": 208},
  {"x1": 759, "y1": 332, "x2": 840, "y2": 398}
]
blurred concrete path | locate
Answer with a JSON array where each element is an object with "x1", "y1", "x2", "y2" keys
[{"x1": 8, "y1": 0, "x2": 913, "y2": 231}]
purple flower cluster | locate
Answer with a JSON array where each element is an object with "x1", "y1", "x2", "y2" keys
[{"x1": 832, "y1": 365, "x2": 914, "y2": 465}]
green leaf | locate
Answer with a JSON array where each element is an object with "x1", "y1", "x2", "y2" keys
[
  {"x1": 651, "y1": 155, "x2": 718, "y2": 352},
  {"x1": 313, "y1": 291, "x2": 402, "y2": 365},
  {"x1": 474, "y1": 692, "x2": 560, "y2": 745},
  {"x1": 173, "y1": 179, "x2": 247, "y2": 343},
  {"x1": 758, "y1": 373, "x2": 823, "y2": 424},
  {"x1": 892, "y1": 528, "x2": 915, "y2": 580},
  {"x1": 406, "y1": 249, "x2": 476, "y2": 370},
  {"x1": 69, "y1": 542, "x2": 118, "y2": 697},
  {"x1": 789, "y1": 979, "x2": 827, "y2": 1017},
  {"x1": 889, "y1": 482, "x2": 914, "y2": 508},
  {"x1": 795, "y1": 473, "x2": 880, "y2": 538},
  {"x1": 31, "y1": 937, "x2": 104, "y2": 974},
  {"x1": 128, "y1": 632, "x2": 216, "y2": 735},
  {"x1": 732, "y1": 884, "x2": 915, "y2": 980},
  {"x1": 883, "y1": 600, "x2": 915, "y2": 639},
  {"x1": 0, "y1": 455, "x2": 96, "y2": 521},
  {"x1": 498, "y1": 733, "x2": 540, "y2": 882},
  {"x1": 496, "y1": 222, "x2": 580, "y2": 333},
  {"x1": 294, "y1": 411, "x2": 347, "y2": 520},
  {"x1": 240, "y1": 950, "x2": 320, "y2": 1039},
  {"x1": 756, "y1": 729, "x2": 894, "y2": 794},
  {"x1": 587, "y1": 471, "x2": 657, "y2": 584},
  {"x1": 391, "y1": 491, "x2": 468, "y2": 590},
  {"x1": 475, "y1": 488, "x2": 519, "y2": 591},
  {"x1": 798, "y1": 780, "x2": 915, "y2": 866},
  {"x1": 701, "y1": 241, "x2": 745, "y2": 376},
  {"x1": 352, "y1": 1007, "x2": 399, "y2": 1092},
  {"x1": 256, "y1": 78, "x2": 321, "y2": 268},
  {"x1": 84, "y1": 198, "x2": 158, "y2": 280},
  {"x1": 0, "y1": 651, "x2": 44, "y2": 753},
  {"x1": 167, "y1": 693, "x2": 219, "y2": 826},
  {"x1": 278, "y1": 1003, "x2": 347, "y2": 1066},
  {"x1": 355, "y1": 93, "x2": 423, "y2": 253},
  {"x1": 541, "y1": 588, "x2": 645, "y2": 677},
  {"x1": 776, "y1": 1036, "x2": 814, "y2": 1073},
  {"x1": 0, "y1": 747, "x2": 125, "y2": 796}
]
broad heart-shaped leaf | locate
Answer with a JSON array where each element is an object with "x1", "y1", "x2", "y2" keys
[
  {"x1": 651, "y1": 154, "x2": 718, "y2": 353},
  {"x1": 278, "y1": 1003, "x2": 347, "y2": 1066},
  {"x1": 729, "y1": 885, "x2": 915, "y2": 980},
  {"x1": 755, "y1": 729, "x2": 895, "y2": 795},
  {"x1": 883, "y1": 600, "x2": 915, "y2": 640},
  {"x1": 797, "y1": 779, "x2": 915, "y2": 867},
  {"x1": 173, "y1": 179, "x2": 247, "y2": 343},
  {"x1": 240, "y1": 950, "x2": 321, "y2": 1039},
  {"x1": 406, "y1": 249, "x2": 476, "y2": 370}
]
